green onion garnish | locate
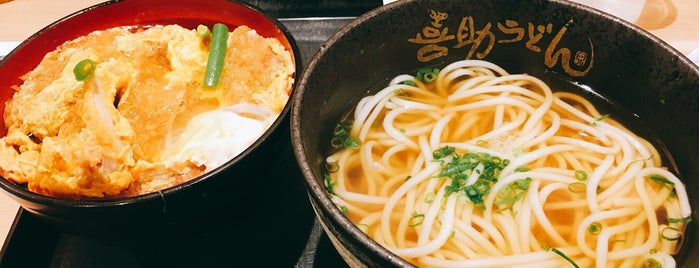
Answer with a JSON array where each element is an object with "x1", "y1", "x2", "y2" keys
[
  {"x1": 393, "y1": 88, "x2": 407, "y2": 96},
  {"x1": 203, "y1": 23, "x2": 229, "y2": 88},
  {"x1": 646, "y1": 174, "x2": 675, "y2": 188},
  {"x1": 495, "y1": 177, "x2": 531, "y2": 210},
  {"x1": 416, "y1": 68, "x2": 440, "y2": 83},
  {"x1": 409, "y1": 212, "x2": 425, "y2": 227},
  {"x1": 588, "y1": 221, "x2": 602, "y2": 235},
  {"x1": 330, "y1": 120, "x2": 361, "y2": 150},
  {"x1": 543, "y1": 242, "x2": 580, "y2": 268},
  {"x1": 626, "y1": 154, "x2": 654, "y2": 170},
  {"x1": 514, "y1": 166, "x2": 530, "y2": 172},
  {"x1": 343, "y1": 137, "x2": 361, "y2": 150},
  {"x1": 574, "y1": 170, "x2": 587, "y2": 181},
  {"x1": 323, "y1": 173, "x2": 336, "y2": 194},
  {"x1": 551, "y1": 248, "x2": 579, "y2": 268},
  {"x1": 589, "y1": 114, "x2": 610, "y2": 126},
  {"x1": 434, "y1": 147, "x2": 511, "y2": 205},
  {"x1": 73, "y1": 59, "x2": 96, "y2": 81},
  {"x1": 424, "y1": 192, "x2": 435, "y2": 204},
  {"x1": 399, "y1": 79, "x2": 416, "y2": 86},
  {"x1": 325, "y1": 161, "x2": 339, "y2": 173},
  {"x1": 668, "y1": 216, "x2": 692, "y2": 224},
  {"x1": 644, "y1": 258, "x2": 662, "y2": 268},
  {"x1": 661, "y1": 226, "x2": 682, "y2": 241},
  {"x1": 432, "y1": 146, "x2": 455, "y2": 159}
]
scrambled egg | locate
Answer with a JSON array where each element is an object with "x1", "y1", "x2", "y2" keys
[{"x1": 0, "y1": 24, "x2": 294, "y2": 198}]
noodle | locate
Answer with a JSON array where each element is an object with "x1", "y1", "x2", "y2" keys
[{"x1": 324, "y1": 60, "x2": 691, "y2": 267}]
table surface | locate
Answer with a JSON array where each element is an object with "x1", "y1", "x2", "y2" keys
[{"x1": 0, "y1": 0, "x2": 697, "y2": 255}]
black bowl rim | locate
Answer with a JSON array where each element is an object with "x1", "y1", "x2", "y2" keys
[
  {"x1": 291, "y1": 0, "x2": 699, "y2": 266},
  {"x1": 0, "y1": 0, "x2": 303, "y2": 208}
]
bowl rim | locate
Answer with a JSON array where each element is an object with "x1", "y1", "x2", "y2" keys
[
  {"x1": 291, "y1": 0, "x2": 699, "y2": 265},
  {"x1": 0, "y1": 0, "x2": 302, "y2": 208}
]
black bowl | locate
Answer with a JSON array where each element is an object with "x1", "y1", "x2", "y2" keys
[
  {"x1": 291, "y1": 0, "x2": 699, "y2": 266},
  {"x1": 0, "y1": 0, "x2": 301, "y2": 235}
]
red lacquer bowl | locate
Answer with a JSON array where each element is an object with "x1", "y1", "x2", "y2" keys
[{"x1": 0, "y1": 0, "x2": 301, "y2": 234}]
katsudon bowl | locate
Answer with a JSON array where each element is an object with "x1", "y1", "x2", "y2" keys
[
  {"x1": 291, "y1": 0, "x2": 699, "y2": 266},
  {"x1": 0, "y1": 0, "x2": 301, "y2": 234}
]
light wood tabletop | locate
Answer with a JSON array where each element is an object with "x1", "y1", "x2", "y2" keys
[{"x1": 0, "y1": 0, "x2": 697, "y2": 253}]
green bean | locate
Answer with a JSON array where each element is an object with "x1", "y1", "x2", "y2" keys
[{"x1": 203, "y1": 23, "x2": 229, "y2": 88}]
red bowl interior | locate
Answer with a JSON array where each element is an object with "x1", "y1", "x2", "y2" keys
[{"x1": 0, "y1": 0, "x2": 295, "y2": 137}]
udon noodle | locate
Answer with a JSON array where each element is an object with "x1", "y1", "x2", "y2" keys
[{"x1": 324, "y1": 60, "x2": 691, "y2": 267}]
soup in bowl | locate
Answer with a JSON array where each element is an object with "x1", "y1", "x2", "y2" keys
[
  {"x1": 0, "y1": 0, "x2": 301, "y2": 233},
  {"x1": 291, "y1": 0, "x2": 699, "y2": 267}
]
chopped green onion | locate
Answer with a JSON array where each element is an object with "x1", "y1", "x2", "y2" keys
[
  {"x1": 344, "y1": 137, "x2": 361, "y2": 149},
  {"x1": 73, "y1": 59, "x2": 96, "y2": 81},
  {"x1": 432, "y1": 146, "x2": 455, "y2": 159},
  {"x1": 491, "y1": 157, "x2": 502, "y2": 165},
  {"x1": 424, "y1": 192, "x2": 435, "y2": 203},
  {"x1": 568, "y1": 182, "x2": 586, "y2": 193},
  {"x1": 409, "y1": 212, "x2": 425, "y2": 227},
  {"x1": 203, "y1": 23, "x2": 229, "y2": 88},
  {"x1": 325, "y1": 161, "x2": 339, "y2": 173},
  {"x1": 333, "y1": 124, "x2": 348, "y2": 136},
  {"x1": 463, "y1": 181, "x2": 490, "y2": 204},
  {"x1": 588, "y1": 222, "x2": 602, "y2": 235},
  {"x1": 646, "y1": 174, "x2": 675, "y2": 188},
  {"x1": 340, "y1": 205, "x2": 349, "y2": 214},
  {"x1": 394, "y1": 88, "x2": 406, "y2": 96},
  {"x1": 330, "y1": 120, "x2": 361, "y2": 150},
  {"x1": 514, "y1": 166, "x2": 530, "y2": 172},
  {"x1": 196, "y1": 24, "x2": 211, "y2": 39},
  {"x1": 661, "y1": 226, "x2": 682, "y2": 241},
  {"x1": 416, "y1": 68, "x2": 440, "y2": 83},
  {"x1": 330, "y1": 137, "x2": 344, "y2": 148},
  {"x1": 589, "y1": 114, "x2": 610, "y2": 126},
  {"x1": 435, "y1": 147, "x2": 511, "y2": 205},
  {"x1": 423, "y1": 73, "x2": 437, "y2": 82},
  {"x1": 551, "y1": 247, "x2": 579, "y2": 268},
  {"x1": 626, "y1": 154, "x2": 654, "y2": 170},
  {"x1": 323, "y1": 173, "x2": 336, "y2": 194},
  {"x1": 668, "y1": 216, "x2": 692, "y2": 224},
  {"x1": 400, "y1": 80, "x2": 416, "y2": 86},
  {"x1": 543, "y1": 242, "x2": 579, "y2": 268},
  {"x1": 644, "y1": 258, "x2": 662, "y2": 268},
  {"x1": 574, "y1": 170, "x2": 587, "y2": 181},
  {"x1": 495, "y1": 177, "x2": 531, "y2": 210}
]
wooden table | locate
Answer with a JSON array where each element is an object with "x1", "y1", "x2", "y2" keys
[{"x1": 0, "y1": 0, "x2": 697, "y2": 252}]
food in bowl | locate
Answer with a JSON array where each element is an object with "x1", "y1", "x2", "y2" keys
[
  {"x1": 0, "y1": 23, "x2": 294, "y2": 199},
  {"x1": 321, "y1": 60, "x2": 690, "y2": 267}
]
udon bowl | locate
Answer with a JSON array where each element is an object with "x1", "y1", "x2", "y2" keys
[
  {"x1": 291, "y1": 0, "x2": 699, "y2": 266},
  {"x1": 0, "y1": 0, "x2": 301, "y2": 234}
]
